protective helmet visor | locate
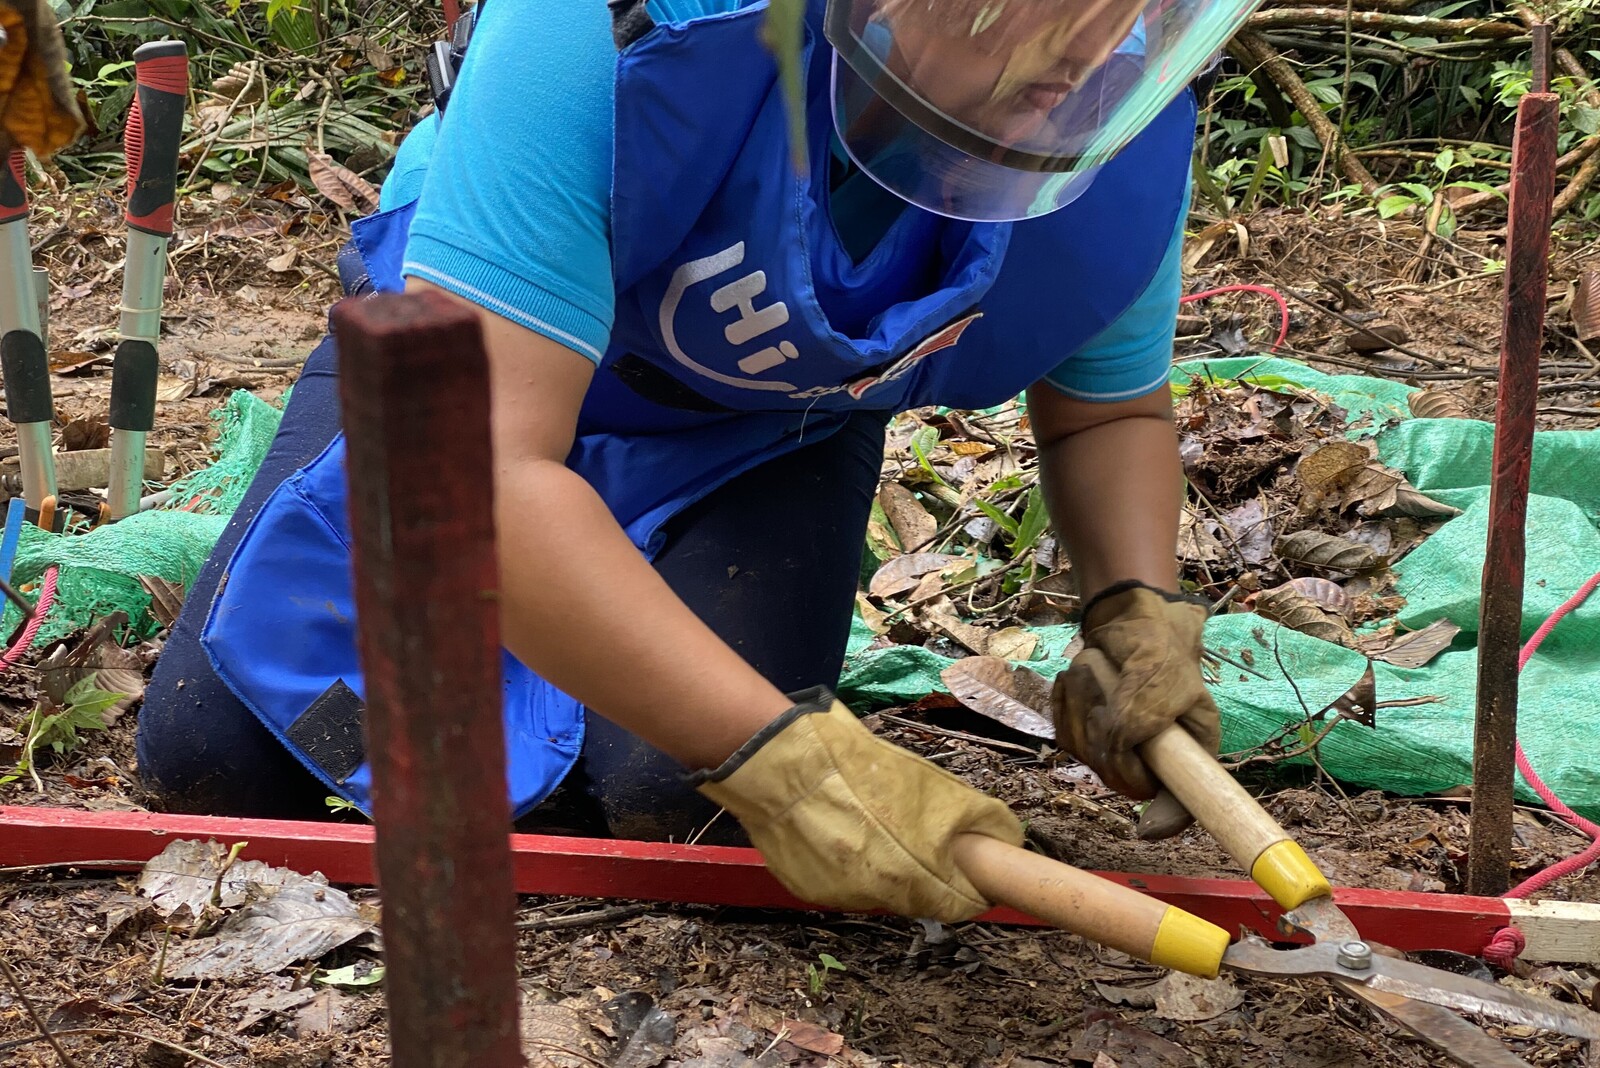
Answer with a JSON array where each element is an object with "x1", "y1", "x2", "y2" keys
[{"x1": 825, "y1": 0, "x2": 1260, "y2": 221}]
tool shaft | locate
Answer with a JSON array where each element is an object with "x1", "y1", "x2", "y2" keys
[
  {"x1": 954, "y1": 833, "x2": 1229, "y2": 977},
  {"x1": 118, "y1": 230, "x2": 168, "y2": 342},
  {"x1": 0, "y1": 151, "x2": 54, "y2": 512},
  {"x1": 110, "y1": 41, "x2": 187, "y2": 521}
]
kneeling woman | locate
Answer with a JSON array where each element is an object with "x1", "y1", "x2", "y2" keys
[{"x1": 137, "y1": 0, "x2": 1245, "y2": 923}]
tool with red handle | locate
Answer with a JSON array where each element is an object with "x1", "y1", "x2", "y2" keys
[
  {"x1": 110, "y1": 39, "x2": 188, "y2": 520},
  {"x1": 0, "y1": 148, "x2": 58, "y2": 524}
]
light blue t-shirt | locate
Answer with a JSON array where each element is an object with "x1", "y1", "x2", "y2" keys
[{"x1": 392, "y1": 0, "x2": 1185, "y2": 400}]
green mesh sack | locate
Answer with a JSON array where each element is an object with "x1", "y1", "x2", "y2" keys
[{"x1": 4, "y1": 390, "x2": 285, "y2": 645}]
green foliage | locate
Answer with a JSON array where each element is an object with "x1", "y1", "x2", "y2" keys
[
  {"x1": 1198, "y1": 8, "x2": 1600, "y2": 221},
  {"x1": 2, "y1": 677, "x2": 125, "y2": 789},
  {"x1": 805, "y1": 952, "x2": 846, "y2": 996},
  {"x1": 54, "y1": 0, "x2": 436, "y2": 189}
]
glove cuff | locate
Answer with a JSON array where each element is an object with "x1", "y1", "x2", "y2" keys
[
  {"x1": 1079, "y1": 579, "x2": 1207, "y2": 628},
  {"x1": 683, "y1": 686, "x2": 836, "y2": 786}
]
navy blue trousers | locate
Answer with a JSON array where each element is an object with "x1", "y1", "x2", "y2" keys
[{"x1": 136, "y1": 324, "x2": 886, "y2": 842}]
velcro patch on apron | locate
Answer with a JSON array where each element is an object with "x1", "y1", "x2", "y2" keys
[{"x1": 285, "y1": 679, "x2": 366, "y2": 784}]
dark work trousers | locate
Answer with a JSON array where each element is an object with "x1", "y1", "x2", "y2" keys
[{"x1": 136, "y1": 327, "x2": 888, "y2": 842}]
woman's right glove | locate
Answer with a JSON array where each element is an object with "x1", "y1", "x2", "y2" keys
[{"x1": 691, "y1": 687, "x2": 1023, "y2": 923}]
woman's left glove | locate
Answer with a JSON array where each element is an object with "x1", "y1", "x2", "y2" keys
[
  {"x1": 691, "y1": 688, "x2": 1023, "y2": 923},
  {"x1": 1052, "y1": 581, "x2": 1221, "y2": 806}
]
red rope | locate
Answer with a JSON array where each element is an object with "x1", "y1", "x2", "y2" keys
[
  {"x1": 1484, "y1": 569, "x2": 1600, "y2": 967},
  {"x1": 1179, "y1": 284, "x2": 1292, "y2": 353},
  {"x1": 0, "y1": 565, "x2": 58, "y2": 670}
]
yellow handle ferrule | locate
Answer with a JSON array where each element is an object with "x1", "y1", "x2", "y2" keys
[
  {"x1": 1251, "y1": 840, "x2": 1332, "y2": 910},
  {"x1": 1148, "y1": 906, "x2": 1230, "y2": 978}
]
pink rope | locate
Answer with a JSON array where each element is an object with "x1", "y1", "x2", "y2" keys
[
  {"x1": 0, "y1": 565, "x2": 58, "y2": 670},
  {"x1": 1179, "y1": 284, "x2": 1292, "y2": 353},
  {"x1": 1485, "y1": 569, "x2": 1600, "y2": 966}
]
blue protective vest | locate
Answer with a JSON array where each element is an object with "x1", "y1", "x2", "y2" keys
[{"x1": 201, "y1": 0, "x2": 1195, "y2": 816}]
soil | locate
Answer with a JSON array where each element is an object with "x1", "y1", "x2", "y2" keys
[{"x1": 1, "y1": 185, "x2": 1598, "y2": 1068}]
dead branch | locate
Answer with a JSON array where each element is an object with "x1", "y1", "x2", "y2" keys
[
  {"x1": 1230, "y1": 31, "x2": 1381, "y2": 194},
  {"x1": 1246, "y1": 8, "x2": 1522, "y2": 37},
  {"x1": 1452, "y1": 134, "x2": 1600, "y2": 214}
]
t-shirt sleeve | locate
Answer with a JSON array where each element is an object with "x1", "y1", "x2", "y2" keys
[
  {"x1": 399, "y1": 0, "x2": 617, "y2": 363},
  {"x1": 1039, "y1": 199, "x2": 1187, "y2": 402}
]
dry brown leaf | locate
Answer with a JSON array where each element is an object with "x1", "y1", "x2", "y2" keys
[
  {"x1": 1343, "y1": 320, "x2": 1409, "y2": 354},
  {"x1": 985, "y1": 626, "x2": 1037, "y2": 662},
  {"x1": 1276, "y1": 530, "x2": 1382, "y2": 571},
  {"x1": 940, "y1": 656, "x2": 1054, "y2": 739},
  {"x1": 947, "y1": 440, "x2": 993, "y2": 456},
  {"x1": 1573, "y1": 266, "x2": 1600, "y2": 344},
  {"x1": 1256, "y1": 585, "x2": 1353, "y2": 646},
  {"x1": 155, "y1": 374, "x2": 195, "y2": 403},
  {"x1": 1375, "y1": 482, "x2": 1462, "y2": 519},
  {"x1": 307, "y1": 150, "x2": 380, "y2": 214},
  {"x1": 877, "y1": 483, "x2": 936, "y2": 551},
  {"x1": 868, "y1": 552, "x2": 961, "y2": 599},
  {"x1": 1285, "y1": 576, "x2": 1347, "y2": 613},
  {"x1": 1178, "y1": 509, "x2": 1224, "y2": 563},
  {"x1": 1407, "y1": 389, "x2": 1471, "y2": 420},
  {"x1": 1322, "y1": 662, "x2": 1377, "y2": 726},
  {"x1": 1361, "y1": 618, "x2": 1461, "y2": 669},
  {"x1": 139, "y1": 575, "x2": 187, "y2": 628},
  {"x1": 923, "y1": 602, "x2": 992, "y2": 656},
  {"x1": 1093, "y1": 980, "x2": 1158, "y2": 1008},
  {"x1": 1152, "y1": 971, "x2": 1243, "y2": 1022},
  {"x1": 1297, "y1": 441, "x2": 1368, "y2": 490},
  {"x1": 776, "y1": 1019, "x2": 844, "y2": 1056},
  {"x1": 521, "y1": 997, "x2": 608, "y2": 1068},
  {"x1": 266, "y1": 249, "x2": 299, "y2": 273}
]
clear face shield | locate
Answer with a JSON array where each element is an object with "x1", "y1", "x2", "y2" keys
[{"x1": 824, "y1": 0, "x2": 1262, "y2": 221}]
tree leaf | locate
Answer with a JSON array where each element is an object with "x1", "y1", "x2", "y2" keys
[
  {"x1": 1362, "y1": 618, "x2": 1461, "y2": 669},
  {"x1": 1276, "y1": 530, "x2": 1383, "y2": 571},
  {"x1": 974, "y1": 498, "x2": 1020, "y2": 539},
  {"x1": 1012, "y1": 486, "x2": 1050, "y2": 556},
  {"x1": 167, "y1": 880, "x2": 374, "y2": 980},
  {"x1": 1255, "y1": 585, "x2": 1353, "y2": 646},
  {"x1": 1297, "y1": 441, "x2": 1368, "y2": 491},
  {"x1": 868, "y1": 553, "x2": 961, "y2": 599},
  {"x1": 1285, "y1": 576, "x2": 1347, "y2": 613},
  {"x1": 940, "y1": 656, "x2": 1055, "y2": 739},
  {"x1": 1407, "y1": 389, "x2": 1470, "y2": 419},
  {"x1": 307, "y1": 150, "x2": 379, "y2": 213},
  {"x1": 877, "y1": 483, "x2": 936, "y2": 551}
]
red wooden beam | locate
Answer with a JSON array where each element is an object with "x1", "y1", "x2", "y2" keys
[
  {"x1": 5, "y1": 805, "x2": 1577, "y2": 960},
  {"x1": 333, "y1": 292, "x2": 521, "y2": 1068},
  {"x1": 1469, "y1": 85, "x2": 1561, "y2": 897}
]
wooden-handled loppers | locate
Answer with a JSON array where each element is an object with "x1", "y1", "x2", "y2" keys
[
  {"x1": 951, "y1": 723, "x2": 1600, "y2": 1068},
  {"x1": 109, "y1": 40, "x2": 188, "y2": 520}
]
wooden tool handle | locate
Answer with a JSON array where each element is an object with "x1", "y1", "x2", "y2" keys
[
  {"x1": 1139, "y1": 727, "x2": 1331, "y2": 909},
  {"x1": 953, "y1": 834, "x2": 1229, "y2": 978}
]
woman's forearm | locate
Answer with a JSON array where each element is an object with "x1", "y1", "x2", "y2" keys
[
  {"x1": 1037, "y1": 410, "x2": 1183, "y2": 601},
  {"x1": 495, "y1": 455, "x2": 792, "y2": 770}
]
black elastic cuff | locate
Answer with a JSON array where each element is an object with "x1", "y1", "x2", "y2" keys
[
  {"x1": 683, "y1": 686, "x2": 836, "y2": 786},
  {"x1": 1077, "y1": 580, "x2": 1206, "y2": 625}
]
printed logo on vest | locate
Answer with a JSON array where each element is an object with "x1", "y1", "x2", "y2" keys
[
  {"x1": 659, "y1": 241, "x2": 801, "y2": 392},
  {"x1": 788, "y1": 312, "x2": 982, "y2": 401}
]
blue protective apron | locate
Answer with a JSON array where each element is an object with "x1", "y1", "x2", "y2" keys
[{"x1": 201, "y1": 0, "x2": 1196, "y2": 816}]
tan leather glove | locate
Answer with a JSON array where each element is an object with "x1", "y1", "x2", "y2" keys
[
  {"x1": 0, "y1": 1, "x2": 83, "y2": 159},
  {"x1": 1053, "y1": 582, "x2": 1221, "y2": 806},
  {"x1": 693, "y1": 688, "x2": 1023, "y2": 922}
]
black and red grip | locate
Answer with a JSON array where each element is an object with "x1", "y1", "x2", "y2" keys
[
  {"x1": 0, "y1": 150, "x2": 27, "y2": 224},
  {"x1": 124, "y1": 40, "x2": 189, "y2": 237}
]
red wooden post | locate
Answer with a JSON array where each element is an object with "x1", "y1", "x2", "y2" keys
[
  {"x1": 1468, "y1": 86, "x2": 1560, "y2": 897},
  {"x1": 332, "y1": 292, "x2": 521, "y2": 1068}
]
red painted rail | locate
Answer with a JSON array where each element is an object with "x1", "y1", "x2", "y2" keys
[{"x1": 0, "y1": 805, "x2": 1515, "y2": 955}]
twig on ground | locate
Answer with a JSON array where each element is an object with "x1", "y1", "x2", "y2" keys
[
  {"x1": 0, "y1": 956, "x2": 80, "y2": 1068},
  {"x1": 877, "y1": 712, "x2": 1043, "y2": 757},
  {"x1": 517, "y1": 903, "x2": 652, "y2": 931}
]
